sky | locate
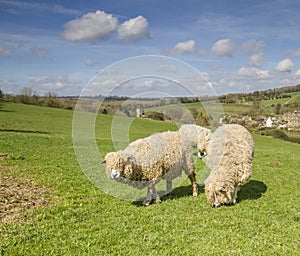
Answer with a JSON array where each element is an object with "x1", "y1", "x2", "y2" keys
[{"x1": 1, "y1": 0, "x2": 300, "y2": 97}]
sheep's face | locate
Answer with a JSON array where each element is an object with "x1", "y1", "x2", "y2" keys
[
  {"x1": 109, "y1": 169, "x2": 121, "y2": 180},
  {"x1": 205, "y1": 181, "x2": 235, "y2": 208},
  {"x1": 102, "y1": 152, "x2": 124, "y2": 181},
  {"x1": 197, "y1": 132, "x2": 211, "y2": 155}
]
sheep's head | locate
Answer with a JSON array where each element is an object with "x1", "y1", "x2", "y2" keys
[
  {"x1": 197, "y1": 129, "x2": 212, "y2": 156},
  {"x1": 102, "y1": 152, "x2": 124, "y2": 181},
  {"x1": 205, "y1": 181, "x2": 235, "y2": 208}
]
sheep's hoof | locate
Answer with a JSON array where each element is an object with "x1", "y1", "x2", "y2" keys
[
  {"x1": 212, "y1": 202, "x2": 221, "y2": 208},
  {"x1": 193, "y1": 192, "x2": 198, "y2": 197},
  {"x1": 142, "y1": 199, "x2": 151, "y2": 207},
  {"x1": 230, "y1": 199, "x2": 237, "y2": 205},
  {"x1": 155, "y1": 197, "x2": 161, "y2": 204}
]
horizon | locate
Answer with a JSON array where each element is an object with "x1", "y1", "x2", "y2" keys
[{"x1": 2, "y1": 83, "x2": 299, "y2": 100}]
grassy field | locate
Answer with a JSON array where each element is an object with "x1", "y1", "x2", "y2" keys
[
  {"x1": 0, "y1": 102, "x2": 300, "y2": 255},
  {"x1": 183, "y1": 91, "x2": 300, "y2": 116}
]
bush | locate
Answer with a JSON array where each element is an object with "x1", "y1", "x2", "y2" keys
[
  {"x1": 258, "y1": 128, "x2": 300, "y2": 144},
  {"x1": 145, "y1": 111, "x2": 165, "y2": 121},
  {"x1": 267, "y1": 129, "x2": 289, "y2": 140}
]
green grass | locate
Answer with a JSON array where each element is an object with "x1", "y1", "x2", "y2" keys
[
  {"x1": 0, "y1": 102, "x2": 300, "y2": 255},
  {"x1": 261, "y1": 91, "x2": 300, "y2": 106}
]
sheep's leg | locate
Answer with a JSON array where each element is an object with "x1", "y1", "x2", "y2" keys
[
  {"x1": 152, "y1": 185, "x2": 161, "y2": 204},
  {"x1": 188, "y1": 172, "x2": 198, "y2": 197},
  {"x1": 232, "y1": 186, "x2": 240, "y2": 204},
  {"x1": 184, "y1": 153, "x2": 198, "y2": 197},
  {"x1": 142, "y1": 187, "x2": 153, "y2": 206},
  {"x1": 166, "y1": 179, "x2": 173, "y2": 196},
  {"x1": 142, "y1": 183, "x2": 161, "y2": 206}
]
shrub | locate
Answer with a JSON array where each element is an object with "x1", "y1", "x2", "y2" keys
[{"x1": 145, "y1": 111, "x2": 165, "y2": 121}]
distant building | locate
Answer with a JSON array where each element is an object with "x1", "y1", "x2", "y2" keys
[
  {"x1": 219, "y1": 114, "x2": 227, "y2": 124},
  {"x1": 266, "y1": 117, "x2": 273, "y2": 127},
  {"x1": 136, "y1": 108, "x2": 145, "y2": 118},
  {"x1": 283, "y1": 111, "x2": 300, "y2": 130}
]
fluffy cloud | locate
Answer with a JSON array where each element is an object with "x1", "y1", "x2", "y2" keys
[
  {"x1": 62, "y1": 10, "x2": 118, "y2": 42},
  {"x1": 174, "y1": 40, "x2": 195, "y2": 53},
  {"x1": 295, "y1": 69, "x2": 300, "y2": 76},
  {"x1": 237, "y1": 67, "x2": 270, "y2": 80},
  {"x1": 62, "y1": 11, "x2": 150, "y2": 43},
  {"x1": 172, "y1": 40, "x2": 196, "y2": 54},
  {"x1": 241, "y1": 39, "x2": 265, "y2": 55},
  {"x1": 248, "y1": 52, "x2": 264, "y2": 67},
  {"x1": 28, "y1": 75, "x2": 81, "y2": 94},
  {"x1": 211, "y1": 38, "x2": 236, "y2": 57},
  {"x1": 118, "y1": 16, "x2": 150, "y2": 42},
  {"x1": 275, "y1": 58, "x2": 294, "y2": 72}
]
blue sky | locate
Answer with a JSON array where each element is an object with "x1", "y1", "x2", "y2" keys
[{"x1": 1, "y1": 0, "x2": 300, "y2": 96}]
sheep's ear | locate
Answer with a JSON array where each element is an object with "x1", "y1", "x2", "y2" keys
[{"x1": 101, "y1": 160, "x2": 106, "y2": 164}]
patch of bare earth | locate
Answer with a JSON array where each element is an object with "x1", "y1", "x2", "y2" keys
[{"x1": 0, "y1": 153, "x2": 50, "y2": 223}]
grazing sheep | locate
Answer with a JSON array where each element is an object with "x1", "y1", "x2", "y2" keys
[
  {"x1": 179, "y1": 124, "x2": 213, "y2": 184},
  {"x1": 200, "y1": 124, "x2": 254, "y2": 207},
  {"x1": 179, "y1": 124, "x2": 212, "y2": 149},
  {"x1": 102, "y1": 130, "x2": 198, "y2": 206}
]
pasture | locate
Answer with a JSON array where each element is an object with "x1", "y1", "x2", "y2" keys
[{"x1": 0, "y1": 102, "x2": 299, "y2": 255}]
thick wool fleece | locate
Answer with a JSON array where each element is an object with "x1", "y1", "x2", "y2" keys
[
  {"x1": 104, "y1": 131, "x2": 194, "y2": 189},
  {"x1": 179, "y1": 124, "x2": 212, "y2": 148},
  {"x1": 203, "y1": 124, "x2": 254, "y2": 206}
]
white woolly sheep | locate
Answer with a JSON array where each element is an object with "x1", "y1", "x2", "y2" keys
[
  {"x1": 179, "y1": 124, "x2": 212, "y2": 149},
  {"x1": 102, "y1": 130, "x2": 199, "y2": 206},
  {"x1": 200, "y1": 124, "x2": 254, "y2": 207}
]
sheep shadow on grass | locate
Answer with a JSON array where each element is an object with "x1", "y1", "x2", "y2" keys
[
  {"x1": 237, "y1": 180, "x2": 267, "y2": 203},
  {"x1": 131, "y1": 184, "x2": 205, "y2": 207},
  {"x1": 132, "y1": 180, "x2": 267, "y2": 207}
]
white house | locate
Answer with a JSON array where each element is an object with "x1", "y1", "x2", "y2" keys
[{"x1": 266, "y1": 117, "x2": 273, "y2": 127}]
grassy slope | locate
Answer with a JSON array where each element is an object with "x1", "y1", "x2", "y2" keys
[
  {"x1": 0, "y1": 102, "x2": 299, "y2": 255},
  {"x1": 184, "y1": 91, "x2": 300, "y2": 116}
]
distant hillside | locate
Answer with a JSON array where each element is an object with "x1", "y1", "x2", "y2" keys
[
  {"x1": 218, "y1": 84, "x2": 300, "y2": 104},
  {"x1": 1, "y1": 84, "x2": 299, "y2": 116}
]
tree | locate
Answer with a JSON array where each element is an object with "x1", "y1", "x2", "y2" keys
[
  {"x1": 20, "y1": 87, "x2": 33, "y2": 97},
  {"x1": 275, "y1": 103, "x2": 282, "y2": 115}
]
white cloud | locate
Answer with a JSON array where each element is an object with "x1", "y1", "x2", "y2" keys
[
  {"x1": 237, "y1": 67, "x2": 270, "y2": 80},
  {"x1": 275, "y1": 58, "x2": 294, "y2": 72},
  {"x1": 241, "y1": 39, "x2": 265, "y2": 55},
  {"x1": 295, "y1": 69, "x2": 300, "y2": 76},
  {"x1": 248, "y1": 52, "x2": 264, "y2": 67},
  {"x1": 62, "y1": 10, "x2": 118, "y2": 42},
  {"x1": 211, "y1": 38, "x2": 236, "y2": 57},
  {"x1": 0, "y1": 45, "x2": 12, "y2": 57},
  {"x1": 87, "y1": 79, "x2": 119, "y2": 94},
  {"x1": 172, "y1": 40, "x2": 196, "y2": 54},
  {"x1": 177, "y1": 40, "x2": 196, "y2": 53},
  {"x1": 118, "y1": 16, "x2": 150, "y2": 42},
  {"x1": 85, "y1": 59, "x2": 100, "y2": 67},
  {"x1": 28, "y1": 75, "x2": 81, "y2": 92}
]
